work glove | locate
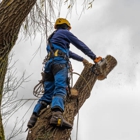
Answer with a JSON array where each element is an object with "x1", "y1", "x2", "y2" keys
[
  {"x1": 82, "y1": 59, "x2": 89, "y2": 66},
  {"x1": 94, "y1": 56, "x2": 102, "y2": 63}
]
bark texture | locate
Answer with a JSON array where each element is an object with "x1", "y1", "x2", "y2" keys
[
  {"x1": 0, "y1": 0, "x2": 37, "y2": 139},
  {"x1": 26, "y1": 55, "x2": 117, "y2": 140}
]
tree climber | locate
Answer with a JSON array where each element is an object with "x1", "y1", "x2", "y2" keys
[{"x1": 27, "y1": 18, "x2": 101, "y2": 129}]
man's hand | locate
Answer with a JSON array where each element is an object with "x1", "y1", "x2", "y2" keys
[
  {"x1": 82, "y1": 59, "x2": 89, "y2": 66},
  {"x1": 94, "y1": 56, "x2": 102, "y2": 63}
]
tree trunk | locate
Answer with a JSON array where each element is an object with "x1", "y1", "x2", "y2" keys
[
  {"x1": 0, "y1": 0, "x2": 37, "y2": 139},
  {"x1": 26, "y1": 55, "x2": 117, "y2": 140}
]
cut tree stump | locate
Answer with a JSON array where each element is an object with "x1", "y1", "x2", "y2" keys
[{"x1": 26, "y1": 55, "x2": 117, "y2": 140}]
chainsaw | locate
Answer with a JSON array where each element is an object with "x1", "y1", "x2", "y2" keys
[{"x1": 92, "y1": 57, "x2": 107, "y2": 80}]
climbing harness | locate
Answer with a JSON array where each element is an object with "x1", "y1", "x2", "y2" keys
[
  {"x1": 47, "y1": 31, "x2": 69, "y2": 61},
  {"x1": 47, "y1": 49, "x2": 69, "y2": 60}
]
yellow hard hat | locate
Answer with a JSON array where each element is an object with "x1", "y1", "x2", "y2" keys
[{"x1": 54, "y1": 18, "x2": 71, "y2": 29}]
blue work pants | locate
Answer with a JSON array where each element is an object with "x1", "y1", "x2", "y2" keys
[{"x1": 33, "y1": 58, "x2": 69, "y2": 114}]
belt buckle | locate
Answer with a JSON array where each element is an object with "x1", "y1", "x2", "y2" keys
[{"x1": 54, "y1": 50, "x2": 59, "y2": 56}]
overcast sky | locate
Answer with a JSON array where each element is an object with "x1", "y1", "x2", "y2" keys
[{"x1": 4, "y1": 0, "x2": 140, "y2": 140}]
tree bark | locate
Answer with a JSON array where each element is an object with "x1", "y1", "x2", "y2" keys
[
  {"x1": 26, "y1": 55, "x2": 117, "y2": 140},
  {"x1": 0, "y1": 0, "x2": 37, "y2": 139}
]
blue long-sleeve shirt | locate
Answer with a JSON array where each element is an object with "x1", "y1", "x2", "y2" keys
[{"x1": 47, "y1": 29, "x2": 96, "y2": 61}]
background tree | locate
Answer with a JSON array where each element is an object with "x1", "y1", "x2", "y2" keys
[
  {"x1": 2, "y1": 53, "x2": 33, "y2": 140},
  {"x1": 0, "y1": 1, "x2": 37, "y2": 139},
  {"x1": 0, "y1": 0, "x2": 94, "y2": 139}
]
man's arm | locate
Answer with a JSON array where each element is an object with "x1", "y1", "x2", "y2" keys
[
  {"x1": 69, "y1": 50, "x2": 90, "y2": 66},
  {"x1": 69, "y1": 50, "x2": 84, "y2": 61},
  {"x1": 66, "y1": 31, "x2": 96, "y2": 61}
]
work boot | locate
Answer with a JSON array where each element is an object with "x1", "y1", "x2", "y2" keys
[
  {"x1": 50, "y1": 111, "x2": 72, "y2": 129},
  {"x1": 27, "y1": 114, "x2": 38, "y2": 128}
]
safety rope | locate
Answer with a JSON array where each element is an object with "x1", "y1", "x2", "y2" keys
[
  {"x1": 72, "y1": 72, "x2": 91, "y2": 94},
  {"x1": 33, "y1": 71, "x2": 91, "y2": 98},
  {"x1": 33, "y1": 80, "x2": 44, "y2": 98}
]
